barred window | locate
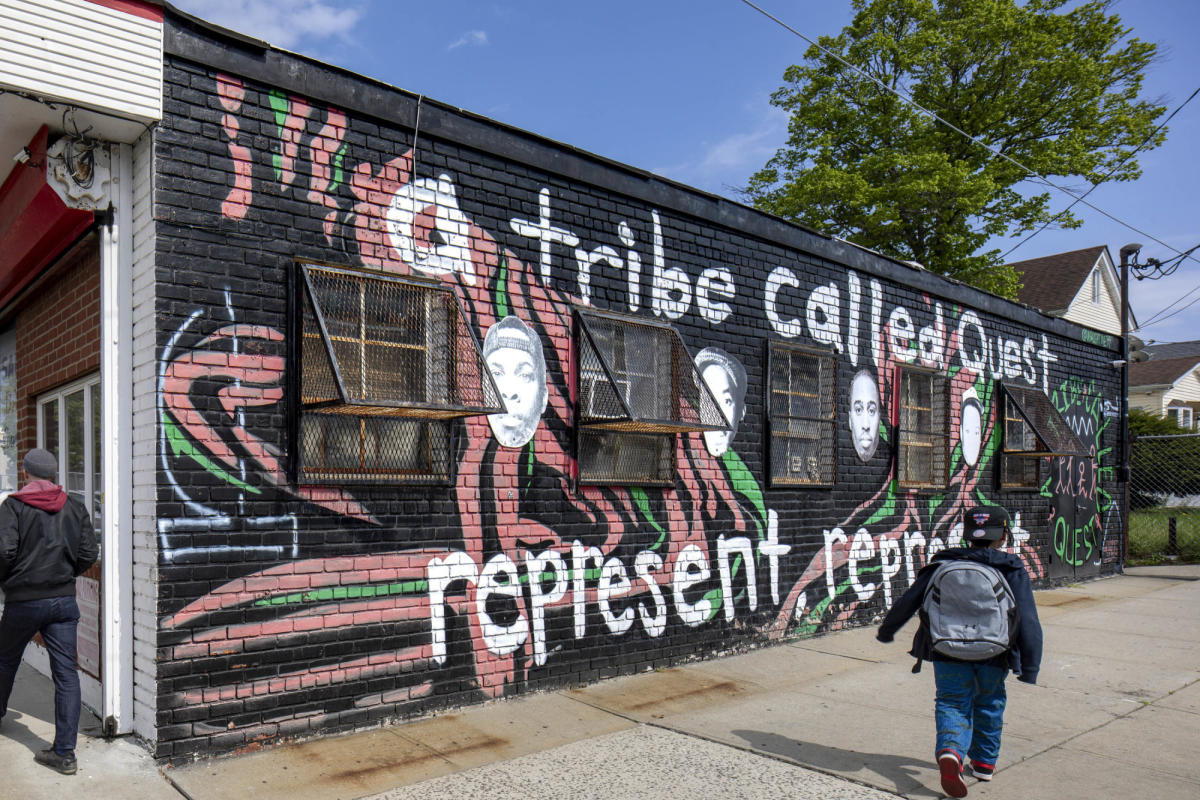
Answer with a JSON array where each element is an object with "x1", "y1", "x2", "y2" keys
[
  {"x1": 897, "y1": 368, "x2": 949, "y2": 489},
  {"x1": 1000, "y1": 382, "x2": 1089, "y2": 490},
  {"x1": 767, "y1": 343, "x2": 835, "y2": 486},
  {"x1": 575, "y1": 308, "x2": 724, "y2": 485},
  {"x1": 296, "y1": 263, "x2": 502, "y2": 484},
  {"x1": 1001, "y1": 395, "x2": 1042, "y2": 489}
]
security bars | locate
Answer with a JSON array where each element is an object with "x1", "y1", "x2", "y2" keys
[
  {"x1": 767, "y1": 342, "x2": 836, "y2": 486},
  {"x1": 897, "y1": 367, "x2": 949, "y2": 489},
  {"x1": 575, "y1": 308, "x2": 725, "y2": 485},
  {"x1": 999, "y1": 382, "x2": 1090, "y2": 490},
  {"x1": 297, "y1": 263, "x2": 502, "y2": 483}
]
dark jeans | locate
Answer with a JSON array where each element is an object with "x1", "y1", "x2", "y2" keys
[{"x1": 0, "y1": 596, "x2": 82, "y2": 754}]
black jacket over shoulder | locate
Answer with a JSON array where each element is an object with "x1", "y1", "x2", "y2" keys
[
  {"x1": 0, "y1": 494, "x2": 98, "y2": 602},
  {"x1": 877, "y1": 547, "x2": 1043, "y2": 685}
]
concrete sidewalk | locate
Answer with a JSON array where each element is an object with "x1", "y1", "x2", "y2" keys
[{"x1": 6, "y1": 565, "x2": 1200, "y2": 799}]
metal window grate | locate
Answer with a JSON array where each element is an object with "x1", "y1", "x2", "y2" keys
[
  {"x1": 575, "y1": 308, "x2": 725, "y2": 434},
  {"x1": 299, "y1": 411, "x2": 451, "y2": 483},
  {"x1": 1001, "y1": 394, "x2": 1042, "y2": 489},
  {"x1": 768, "y1": 343, "x2": 835, "y2": 486},
  {"x1": 1000, "y1": 382, "x2": 1089, "y2": 458},
  {"x1": 577, "y1": 429, "x2": 674, "y2": 485},
  {"x1": 897, "y1": 369, "x2": 948, "y2": 488},
  {"x1": 301, "y1": 263, "x2": 502, "y2": 417}
]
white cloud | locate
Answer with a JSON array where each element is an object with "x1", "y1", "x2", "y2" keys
[
  {"x1": 173, "y1": 1, "x2": 363, "y2": 49},
  {"x1": 654, "y1": 107, "x2": 788, "y2": 197},
  {"x1": 448, "y1": 30, "x2": 489, "y2": 51}
]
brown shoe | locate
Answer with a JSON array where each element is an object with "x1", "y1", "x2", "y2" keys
[{"x1": 35, "y1": 748, "x2": 77, "y2": 775}]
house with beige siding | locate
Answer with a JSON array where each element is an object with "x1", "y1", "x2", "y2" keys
[
  {"x1": 1009, "y1": 246, "x2": 1130, "y2": 338},
  {"x1": 1129, "y1": 354, "x2": 1200, "y2": 430}
]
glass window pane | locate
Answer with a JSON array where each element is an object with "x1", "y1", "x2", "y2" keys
[
  {"x1": 41, "y1": 401, "x2": 59, "y2": 465},
  {"x1": 91, "y1": 382, "x2": 102, "y2": 525},
  {"x1": 66, "y1": 390, "x2": 86, "y2": 503}
]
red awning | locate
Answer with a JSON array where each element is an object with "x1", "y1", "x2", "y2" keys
[{"x1": 0, "y1": 125, "x2": 95, "y2": 312}]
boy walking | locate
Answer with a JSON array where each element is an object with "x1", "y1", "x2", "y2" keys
[{"x1": 877, "y1": 506, "x2": 1042, "y2": 798}]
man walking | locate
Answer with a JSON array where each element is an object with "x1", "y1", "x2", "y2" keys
[{"x1": 0, "y1": 448, "x2": 98, "y2": 775}]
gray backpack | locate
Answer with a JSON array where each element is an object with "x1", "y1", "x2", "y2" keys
[{"x1": 922, "y1": 560, "x2": 1017, "y2": 661}]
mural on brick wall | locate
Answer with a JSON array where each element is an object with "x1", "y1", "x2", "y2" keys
[{"x1": 155, "y1": 68, "x2": 1117, "y2": 754}]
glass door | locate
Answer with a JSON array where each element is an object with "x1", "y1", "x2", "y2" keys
[{"x1": 37, "y1": 374, "x2": 103, "y2": 697}]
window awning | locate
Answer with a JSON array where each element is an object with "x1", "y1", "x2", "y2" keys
[
  {"x1": 300, "y1": 263, "x2": 503, "y2": 418},
  {"x1": 576, "y1": 308, "x2": 726, "y2": 434},
  {"x1": 1001, "y1": 382, "x2": 1090, "y2": 458}
]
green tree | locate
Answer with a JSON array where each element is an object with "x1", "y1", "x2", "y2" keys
[{"x1": 744, "y1": 0, "x2": 1164, "y2": 297}]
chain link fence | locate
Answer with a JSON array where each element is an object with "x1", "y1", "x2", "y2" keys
[{"x1": 1129, "y1": 433, "x2": 1200, "y2": 563}]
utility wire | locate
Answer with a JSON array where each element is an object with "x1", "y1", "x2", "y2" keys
[
  {"x1": 1001, "y1": 86, "x2": 1200, "y2": 261},
  {"x1": 1140, "y1": 290, "x2": 1200, "y2": 330},
  {"x1": 737, "y1": 0, "x2": 1200, "y2": 270},
  {"x1": 1137, "y1": 242, "x2": 1200, "y2": 327}
]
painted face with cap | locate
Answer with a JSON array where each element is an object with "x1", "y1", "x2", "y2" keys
[{"x1": 484, "y1": 316, "x2": 548, "y2": 448}]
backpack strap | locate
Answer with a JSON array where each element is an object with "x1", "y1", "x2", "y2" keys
[{"x1": 911, "y1": 657, "x2": 923, "y2": 674}]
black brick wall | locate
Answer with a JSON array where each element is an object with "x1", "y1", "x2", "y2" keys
[{"x1": 152, "y1": 25, "x2": 1123, "y2": 761}]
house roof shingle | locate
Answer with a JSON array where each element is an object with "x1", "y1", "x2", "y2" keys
[
  {"x1": 1143, "y1": 339, "x2": 1200, "y2": 360},
  {"x1": 1008, "y1": 246, "x2": 1106, "y2": 314},
  {"x1": 1129, "y1": 355, "x2": 1200, "y2": 388}
]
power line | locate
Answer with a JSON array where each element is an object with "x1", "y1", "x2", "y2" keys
[
  {"x1": 1001, "y1": 86, "x2": 1200, "y2": 262},
  {"x1": 737, "y1": 0, "x2": 1200, "y2": 270},
  {"x1": 1140, "y1": 290, "x2": 1200, "y2": 330}
]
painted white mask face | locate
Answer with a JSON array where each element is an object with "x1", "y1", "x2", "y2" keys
[
  {"x1": 486, "y1": 347, "x2": 542, "y2": 447},
  {"x1": 701, "y1": 364, "x2": 738, "y2": 457},
  {"x1": 961, "y1": 403, "x2": 982, "y2": 466},
  {"x1": 849, "y1": 373, "x2": 880, "y2": 461},
  {"x1": 385, "y1": 173, "x2": 475, "y2": 285}
]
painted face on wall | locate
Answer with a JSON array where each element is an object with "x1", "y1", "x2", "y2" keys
[
  {"x1": 695, "y1": 348, "x2": 747, "y2": 458},
  {"x1": 961, "y1": 399, "x2": 983, "y2": 467},
  {"x1": 484, "y1": 316, "x2": 548, "y2": 448},
  {"x1": 849, "y1": 369, "x2": 880, "y2": 462}
]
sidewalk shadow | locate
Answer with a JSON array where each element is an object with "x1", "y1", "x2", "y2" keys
[{"x1": 732, "y1": 729, "x2": 942, "y2": 798}]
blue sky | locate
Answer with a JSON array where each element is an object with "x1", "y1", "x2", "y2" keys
[{"x1": 173, "y1": 1, "x2": 1200, "y2": 345}]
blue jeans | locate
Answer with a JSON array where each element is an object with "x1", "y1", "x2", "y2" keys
[
  {"x1": 933, "y1": 660, "x2": 1008, "y2": 765},
  {"x1": 0, "y1": 596, "x2": 82, "y2": 754}
]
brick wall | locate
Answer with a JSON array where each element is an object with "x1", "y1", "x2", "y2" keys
[
  {"x1": 151, "y1": 27, "x2": 1123, "y2": 761},
  {"x1": 15, "y1": 232, "x2": 101, "y2": 454}
]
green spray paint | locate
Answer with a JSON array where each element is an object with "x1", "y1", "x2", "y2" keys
[{"x1": 162, "y1": 414, "x2": 261, "y2": 494}]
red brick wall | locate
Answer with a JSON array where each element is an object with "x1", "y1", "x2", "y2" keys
[{"x1": 15, "y1": 233, "x2": 101, "y2": 456}]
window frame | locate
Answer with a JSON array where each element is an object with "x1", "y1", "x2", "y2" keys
[
  {"x1": 36, "y1": 372, "x2": 102, "y2": 520},
  {"x1": 290, "y1": 261, "x2": 502, "y2": 486},
  {"x1": 1091, "y1": 269, "x2": 1102, "y2": 304},
  {"x1": 1167, "y1": 405, "x2": 1194, "y2": 430},
  {"x1": 764, "y1": 340, "x2": 836, "y2": 488},
  {"x1": 998, "y1": 381, "x2": 1091, "y2": 491},
  {"x1": 999, "y1": 392, "x2": 1043, "y2": 490},
  {"x1": 895, "y1": 365, "x2": 950, "y2": 490},
  {"x1": 574, "y1": 308, "x2": 724, "y2": 486}
]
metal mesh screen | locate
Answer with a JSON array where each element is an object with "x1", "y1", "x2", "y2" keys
[
  {"x1": 768, "y1": 345, "x2": 835, "y2": 486},
  {"x1": 576, "y1": 310, "x2": 724, "y2": 432},
  {"x1": 1129, "y1": 433, "x2": 1200, "y2": 563},
  {"x1": 301, "y1": 264, "x2": 501, "y2": 415},
  {"x1": 897, "y1": 370, "x2": 948, "y2": 488},
  {"x1": 1001, "y1": 395, "x2": 1042, "y2": 488},
  {"x1": 1002, "y1": 383, "x2": 1088, "y2": 457},
  {"x1": 299, "y1": 411, "x2": 451, "y2": 483},
  {"x1": 577, "y1": 429, "x2": 674, "y2": 485}
]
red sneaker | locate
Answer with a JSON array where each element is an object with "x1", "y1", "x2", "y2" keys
[
  {"x1": 970, "y1": 759, "x2": 995, "y2": 781},
  {"x1": 938, "y1": 749, "x2": 968, "y2": 798}
]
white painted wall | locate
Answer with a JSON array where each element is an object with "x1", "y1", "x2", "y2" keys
[
  {"x1": 130, "y1": 128, "x2": 158, "y2": 742},
  {"x1": 0, "y1": 0, "x2": 162, "y2": 124}
]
